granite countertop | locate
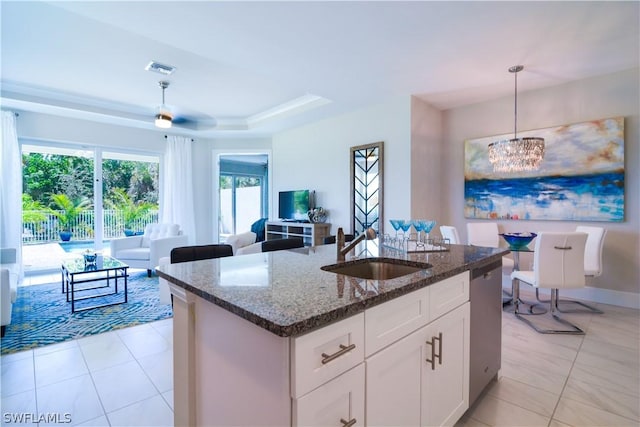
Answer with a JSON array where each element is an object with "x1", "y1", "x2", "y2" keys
[{"x1": 156, "y1": 241, "x2": 508, "y2": 337}]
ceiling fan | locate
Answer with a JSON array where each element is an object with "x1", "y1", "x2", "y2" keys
[{"x1": 153, "y1": 80, "x2": 217, "y2": 131}]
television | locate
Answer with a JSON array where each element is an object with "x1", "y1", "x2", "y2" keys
[{"x1": 278, "y1": 190, "x2": 311, "y2": 221}]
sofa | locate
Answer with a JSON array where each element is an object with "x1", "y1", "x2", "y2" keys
[
  {"x1": 1, "y1": 248, "x2": 19, "y2": 337},
  {"x1": 110, "y1": 223, "x2": 188, "y2": 277}
]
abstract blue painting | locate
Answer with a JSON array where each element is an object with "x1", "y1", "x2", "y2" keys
[{"x1": 464, "y1": 117, "x2": 624, "y2": 221}]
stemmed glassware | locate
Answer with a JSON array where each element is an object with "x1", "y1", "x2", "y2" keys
[
  {"x1": 397, "y1": 220, "x2": 411, "y2": 240},
  {"x1": 389, "y1": 219, "x2": 401, "y2": 240},
  {"x1": 422, "y1": 220, "x2": 436, "y2": 243},
  {"x1": 412, "y1": 220, "x2": 426, "y2": 247}
]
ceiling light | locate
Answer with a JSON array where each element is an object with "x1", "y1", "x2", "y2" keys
[
  {"x1": 155, "y1": 81, "x2": 172, "y2": 129},
  {"x1": 145, "y1": 60, "x2": 176, "y2": 76},
  {"x1": 488, "y1": 65, "x2": 545, "y2": 173}
]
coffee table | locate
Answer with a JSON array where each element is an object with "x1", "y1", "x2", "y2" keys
[{"x1": 61, "y1": 255, "x2": 129, "y2": 313}]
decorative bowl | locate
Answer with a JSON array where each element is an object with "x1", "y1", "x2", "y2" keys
[{"x1": 500, "y1": 232, "x2": 537, "y2": 250}]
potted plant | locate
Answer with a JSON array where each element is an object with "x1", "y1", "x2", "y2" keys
[
  {"x1": 50, "y1": 193, "x2": 91, "y2": 241},
  {"x1": 108, "y1": 188, "x2": 155, "y2": 236}
]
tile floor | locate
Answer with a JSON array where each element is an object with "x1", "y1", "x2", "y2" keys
[{"x1": 2, "y1": 285, "x2": 639, "y2": 426}]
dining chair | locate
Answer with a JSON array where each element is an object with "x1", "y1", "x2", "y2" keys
[
  {"x1": 511, "y1": 231, "x2": 588, "y2": 334},
  {"x1": 261, "y1": 238, "x2": 305, "y2": 253},
  {"x1": 535, "y1": 226, "x2": 605, "y2": 314},
  {"x1": 466, "y1": 222, "x2": 514, "y2": 270},
  {"x1": 439, "y1": 225, "x2": 461, "y2": 244}
]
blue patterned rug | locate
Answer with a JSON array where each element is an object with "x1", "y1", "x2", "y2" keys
[{"x1": 1, "y1": 271, "x2": 172, "y2": 355}]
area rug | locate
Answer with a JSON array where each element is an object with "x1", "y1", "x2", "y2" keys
[{"x1": 1, "y1": 271, "x2": 172, "y2": 355}]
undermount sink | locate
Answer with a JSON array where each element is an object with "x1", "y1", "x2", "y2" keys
[{"x1": 321, "y1": 258, "x2": 431, "y2": 280}]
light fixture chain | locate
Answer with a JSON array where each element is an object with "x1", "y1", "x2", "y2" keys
[{"x1": 513, "y1": 68, "x2": 518, "y2": 139}]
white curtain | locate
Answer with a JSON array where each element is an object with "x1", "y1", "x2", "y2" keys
[
  {"x1": 0, "y1": 111, "x2": 23, "y2": 278},
  {"x1": 161, "y1": 135, "x2": 196, "y2": 244}
]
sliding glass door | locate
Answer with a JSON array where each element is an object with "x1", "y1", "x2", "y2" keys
[
  {"x1": 218, "y1": 154, "x2": 268, "y2": 240},
  {"x1": 21, "y1": 143, "x2": 159, "y2": 273}
]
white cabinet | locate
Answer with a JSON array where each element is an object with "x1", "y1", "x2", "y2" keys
[
  {"x1": 366, "y1": 325, "x2": 425, "y2": 426},
  {"x1": 266, "y1": 220, "x2": 331, "y2": 247},
  {"x1": 423, "y1": 302, "x2": 470, "y2": 427},
  {"x1": 367, "y1": 302, "x2": 470, "y2": 427},
  {"x1": 293, "y1": 364, "x2": 365, "y2": 427}
]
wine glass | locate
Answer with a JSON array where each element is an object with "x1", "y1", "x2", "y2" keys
[
  {"x1": 389, "y1": 219, "x2": 401, "y2": 244},
  {"x1": 421, "y1": 220, "x2": 436, "y2": 246},
  {"x1": 412, "y1": 220, "x2": 426, "y2": 247},
  {"x1": 397, "y1": 220, "x2": 412, "y2": 242}
]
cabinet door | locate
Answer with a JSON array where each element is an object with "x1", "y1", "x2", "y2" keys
[
  {"x1": 422, "y1": 302, "x2": 470, "y2": 427},
  {"x1": 293, "y1": 364, "x2": 364, "y2": 427},
  {"x1": 366, "y1": 326, "x2": 426, "y2": 427}
]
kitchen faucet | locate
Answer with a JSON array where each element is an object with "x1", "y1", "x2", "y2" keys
[{"x1": 336, "y1": 227, "x2": 377, "y2": 262}]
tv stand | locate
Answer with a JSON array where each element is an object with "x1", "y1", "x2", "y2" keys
[{"x1": 266, "y1": 221, "x2": 331, "y2": 247}]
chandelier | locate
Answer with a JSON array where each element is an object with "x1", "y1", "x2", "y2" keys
[{"x1": 488, "y1": 65, "x2": 544, "y2": 173}]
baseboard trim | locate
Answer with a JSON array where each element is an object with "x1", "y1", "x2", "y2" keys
[{"x1": 502, "y1": 273, "x2": 640, "y2": 310}]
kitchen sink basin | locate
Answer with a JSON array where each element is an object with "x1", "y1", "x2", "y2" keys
[{"x1": 321, "y1": 259, "x2": 430, "y2": 280}]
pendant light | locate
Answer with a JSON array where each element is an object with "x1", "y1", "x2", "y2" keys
[
  {"x1": 488, "y1": 65, "x2": 544, "y2": 173},
  {"x1": 155, "y1": 81, "x2": 172, "y2": 129}
]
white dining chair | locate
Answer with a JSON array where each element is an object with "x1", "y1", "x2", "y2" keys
[
  {"x1": 511, "y1": 231, "x2": 588, "y2": 334},
  {"x1": 439, "y1": 225, "x2": 461, "y2": 244},
  {"x1": 535, "y1": 226, "x2": 605, "y2": 314},
  {"x1": 466, "y1": 222, "x2": 514, "y2": 270}
]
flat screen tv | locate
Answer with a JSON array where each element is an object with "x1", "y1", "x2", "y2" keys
[{"x1": 278, "y1": 190, "x2": 310, "y2": 221}]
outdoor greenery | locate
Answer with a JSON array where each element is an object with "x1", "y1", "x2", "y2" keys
[
  {"x1": 50, "y1": 193, "x2": 92, "y2": 232},
  {"x1": 21, "y1": 152, "x2": 159, "y2": 241},
  {"x1": 106, "y1": 188, "x2": 155, "y2": 231}
]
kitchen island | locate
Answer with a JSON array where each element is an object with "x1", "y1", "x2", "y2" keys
[{"x1": 157, "y1": 241, "x2": 508, "y2": 427}]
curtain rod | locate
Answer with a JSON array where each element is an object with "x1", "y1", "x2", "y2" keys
[{"x1": 164, "y1": 135, "x2": 194, "y2": 142}]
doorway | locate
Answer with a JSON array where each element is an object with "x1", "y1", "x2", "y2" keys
[{"x1": 214, "y1": 152, "x2": 270, "y2": 242}]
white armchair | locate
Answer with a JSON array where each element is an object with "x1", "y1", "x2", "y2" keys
[
  {"x1": 1, "y1": 248, "x2": 19, "y2": 337},
  {"x1": 110, "y1": 223, "x2": 188, "y2": 277}
]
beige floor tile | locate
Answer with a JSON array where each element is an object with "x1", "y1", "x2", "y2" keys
[
  {"x1": 548, "y1": 419, "x2": 573, "y2": 427},
  {"x1": 569, "y1": 362, "x2": 640, "y2": 397},
  {"x1": 465, "y1": 394, "x2": 550, "y2": 426},
  {"x1": 161, "y1": 389, "x2": 173, "y2": 411},
  {"x1": 79, "y1": 332, "x2": 134, "y2": 372},
  {"x1": 0, "y1": 349, "x2": 33, "y2": 364},
  {"x1": 0, "y1": 389, "x2": 38, "y2": 425},
  {"x1": 36, "y1": 374, "x2": 104, "y2": 426},
  {"x1": 34, "y1": 346, "x2": 88, "y2": 388},
  {"x1": 118, "y1": 326, "x2": 170, "y2": 359},
  {"x1": 562, "y1": 377, "x2": 640, "y2": 421},
  {"x1": 138, "y1": 349, "x2": 173, "y2": 393},
  {"x1": 500, "y1": 354, "x2": 568, "y2": 395},
  {"x1": 455, "y1": 412, "x2": 491, "y2": 427},
  {"x1": 486, "y1": 377, "x2": 560, "y2": 418},
  {"x1": 584, "y1": 320, "x2": 640, "y2": 351},
  {"x1": 553, "y1": 396, "x2": 638, "y2": 427},
  {"x1": 575, "y1": 339, "x2": 640, "y2": 377},
  {"x1": 91, "y1": 360, "x2": 158, "y2": 413},
  {"x1": 501, "y1": 344, "x2": 574, "y2": 378}
]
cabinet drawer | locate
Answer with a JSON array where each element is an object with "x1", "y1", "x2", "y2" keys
[
  {"x1": 291, "y1": 313, "x2": 364, "y2": 398},
  {"x1": 365, "y1": 287, "x2": 429, "y2": 356},
  {"x1": 293, "y1": 364, "x2": 365, "y2": 427},
  {"x1": 428, "y1": 272, "x2": 469, "y2": 321}
]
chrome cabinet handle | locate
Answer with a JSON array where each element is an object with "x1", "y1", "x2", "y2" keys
[
  {"x1": 554, "y1": 246, "x2": 572, "y2": 250},
  {"x1": 426, "y1": 332, "x2": 443, "y2": 370},
  {"x1": 340, "y1": 418, "x2": 357, "y2": 427},
  {"x1": 321, "y1": 344, "x2": 356, "y2": 364}
]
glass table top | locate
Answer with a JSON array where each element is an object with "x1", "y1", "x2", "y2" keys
[{"x1": 62, "y1": 255, "x2": 128, "y2": 274}]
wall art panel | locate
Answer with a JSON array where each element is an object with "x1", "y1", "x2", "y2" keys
[{"x1": 464, "y1": 117, "x2": 624, "y2": 221}]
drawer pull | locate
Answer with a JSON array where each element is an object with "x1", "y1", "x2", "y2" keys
[
  {"x1": 340, "y1": 418, "x2": 357, "y2": 427},
  {"x1": 425, "y1": 332, "x2": 443, "y2": 370},
  {"x1": 321, "y1": 344, "x2": 356, "y2": 364}
]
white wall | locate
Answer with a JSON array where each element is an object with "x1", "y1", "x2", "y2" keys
[
  {"x1": 440, "y1": 68, "x2": 639, "y2": 300},
  {"x1": 410, "y1": 96, "x2": 443, "y2": 223},
  {"x1": 272, "y1": 96, "x2": 412, "y2": 236}
]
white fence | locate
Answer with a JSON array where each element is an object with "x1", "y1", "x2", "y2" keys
[{"x1": 22, "y1": 209, "x2": 159, "y2": 244}]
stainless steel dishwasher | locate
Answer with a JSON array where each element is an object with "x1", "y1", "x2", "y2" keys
[{"x1": 469, "y1": 259, "x2": 503, "y2": 405}]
